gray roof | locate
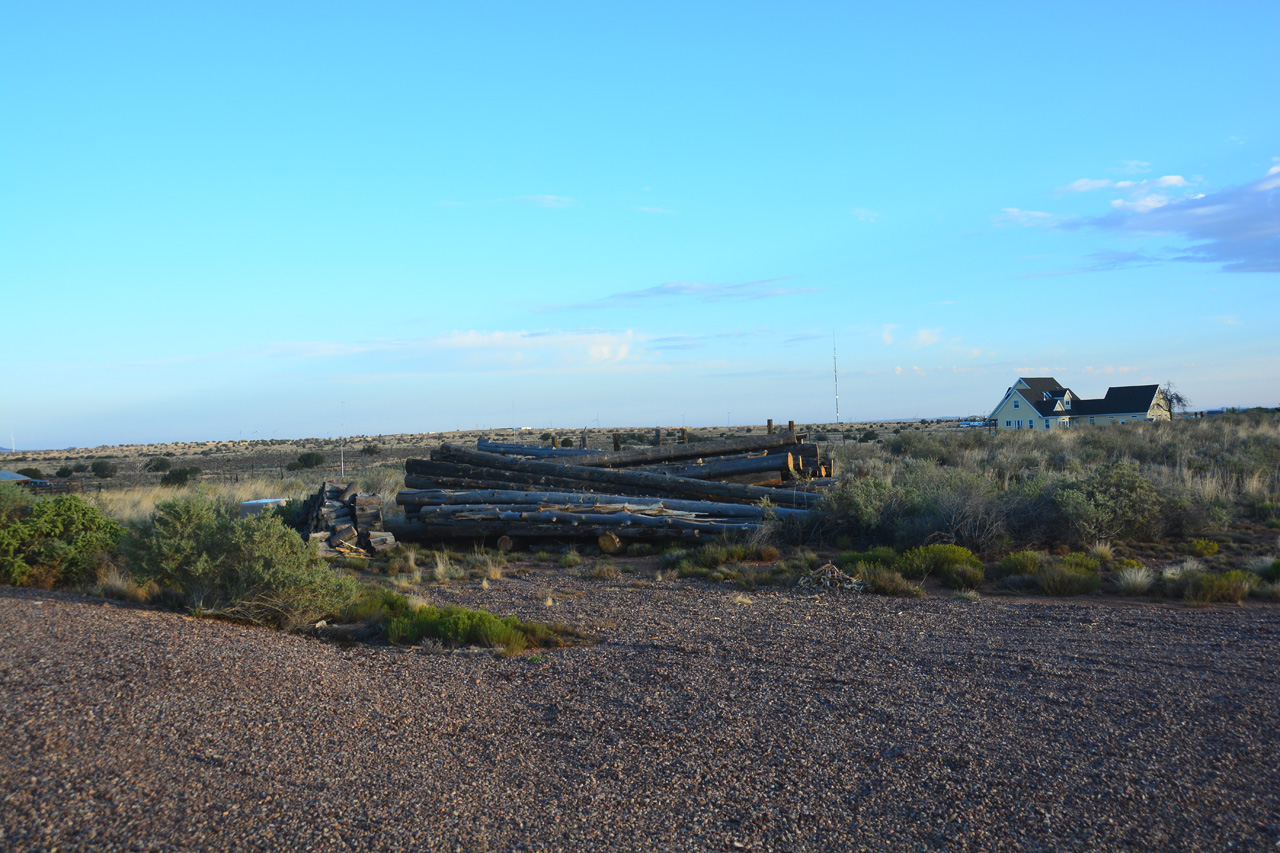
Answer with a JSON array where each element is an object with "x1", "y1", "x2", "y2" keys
[{"x1": 0, "y1": 471, "x2": 32, "y2": 482}]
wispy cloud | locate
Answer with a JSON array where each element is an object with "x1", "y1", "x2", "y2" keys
[
  {"x1": 880, "y1": 323, "x2": 899, "y2": 345},
  {"x1": 1020, "y1": 250, "x2": 1158, "y2": 278},
  {"x1": 783, "y1": 332, "x2": 828, "y2": 346},
  {"x1": 913, "y1": 328, "x2": 941, "y2": 347},
  {"x1": 996, "y1": 207, "x2": 1057, "y2": 227},
  {"x1": 543, "y1": 278, "x2": 816, "y2": 312},
  {"x1": 636, "y1": 206, "x2": 675, "y2": 214},
  {"x1": 1057, "y1": 174, "x2": 1193, "y2": 213},
  {"x1": 1065, "y1": 165, "x2": 1280, "y2": 273},
  {"x1": 649, "y1": 330, "x2": 761, "y2": 351},
  {"x1": 515, "y1": 195, "x2": 578, "y2": 208},
  {"x1": 1217, "y1": 315, "x2": 1242, "y2": 325},
  {"x1": 851, "y1": 207, "x2": 881, "y2": 223}
]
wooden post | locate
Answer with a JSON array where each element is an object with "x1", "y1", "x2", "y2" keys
[
  {"x1": 767, "y1": 419, "x2": 774, "y2": 435},
  {"x1": 582, "y1": 427, "x2": 588, "y2": 450},
  {"x1": 788, "y1": 420, "x2": 795, "y2": 434},
  {"x1": 655, "y1": 427, "x2": 662, "y2": 447},
  {"x1": 551, "y1": 436, "x2": 559, "y2": 448},
  {"x1": 612, "y1": 432, "x2": 621, "y2": 451},
  {"x1": 680, "y1": 427, "x2": 688, "y2": 444}
]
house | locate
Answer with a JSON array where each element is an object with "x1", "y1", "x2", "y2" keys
[{"x1": 988, "y1": 377, "x2": 1170, "y2": 431}]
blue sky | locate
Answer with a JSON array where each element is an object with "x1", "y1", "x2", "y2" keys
[{"x1": 3, "y1": 1, "x2": 1277, "y2": 448}]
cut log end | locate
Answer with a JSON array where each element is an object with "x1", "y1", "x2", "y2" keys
[
  {"x1": 598, "y1": 531, "x2": 624, "y2": 554},
  {"x1": 496, "y1": 535, "x2": 515, "y2": 552}
]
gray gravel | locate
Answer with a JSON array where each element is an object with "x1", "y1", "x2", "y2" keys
[{"x1": 1, "y1": 574, "x2": 1278, "y2": 852}]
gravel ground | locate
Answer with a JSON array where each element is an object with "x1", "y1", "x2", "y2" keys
[{"x1": 2, "y1": 573, "x2": 1278, "y2": 852}]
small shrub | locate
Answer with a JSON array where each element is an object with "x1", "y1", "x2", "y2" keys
[
  {"x1": 837, "y1": 546, "x2": 896, "y2": 569},
  {"x1": 696, "y1": 545, "x2": 730, "y2": 569},
  {"x1": 994, "y1": 550, "x2": 1044, "y2": 579},
  {"x1": 1161, "y1": 559, "x2": 1205, "y2": 597},
  {"x1": 1253, "y1": 581, "x2": 1280, "y2": 602},
  {"x1": 1088, "y1": 541, "x2": 1114, "y2": 563},
  {"x1": 855, "y1": 563, "x2": 924, "y2": 598},
  {"x1": 1037, "y1": 566, "x2": 1101, "y2": 596},
  {"x1": 0, "y1": 492, "x2": 121, "y2": 588},
  {"x1": 558, "y1": 551, "x2": 584, "y2": 569},
  {"x1": 359, "y1": 443, "x2": 381, "y2": 456},
  {"x1": 658, "y1": 548, "x2": 690, "y2": 570},
  {"x1": 55, "y1": 466, "x2": 74, "y2": 478},
  {"x1": 159, "y1": 466, "x2": 201, "y2": 487},
  {"x1": 1113, "y1": 566, "x2": 1153, "y2": 595},
  {"x1": 295, "y1": 452, "x2": 326, "y2": 469},
  {"x1": 1187, "y1": 538, "x2": 1219, "y2": 558},
  {"x1": 72, "y1": 463, "x2": 89, "y2": 473},
  {"x1": 895, "y1": 544, "x2": 979, "y2": 580},
  {"x1": 938, "y1": 562, "x2": 985, "y2": 590},
  {"x1": 90, "y1": 460, "x2": 118, "y2": 479},
  {"x1": 1059, "y1": 553, "x2": 1101, "y2": 573},
  {"x1": 586, "y1": 561, "x2": 620, "y2": 580},
  {"x1": 145, "y1": 457, "x2": 172, "y2": 473},
  {"x1": 756, "y1": 545, "x2": 781, "y2": 563},
  {"x1": 16, "y1": 467, "x2": 44, "y2": 479},
  {"x1": 1185, "y1": 571, "x2": 1252, "y2": 606}
]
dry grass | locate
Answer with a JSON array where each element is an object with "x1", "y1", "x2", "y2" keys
[{"x1": 1113, "y1": 566, "x2": 1154, "y2": 595}]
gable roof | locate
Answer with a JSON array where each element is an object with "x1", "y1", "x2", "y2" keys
[
  {"x1": 1016, "y1": 377, "x2": 1065, "y2": 398},
  {"x1": 998, "y1": 378, "x2": 1163, "y2": 421}
]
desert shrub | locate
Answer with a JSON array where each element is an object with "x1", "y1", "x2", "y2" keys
[
  {"x1": 0, "y1": 491, "x2": 121, "y2": 588},
  {"x1": 1187, "y1": 538, "x2": 1219, "y2": 558},
  {"x1": 145, "y1": 457, "x2": 172, "y2": 473},
  {"x1": 626, "y1": 543, "x2": 658, "y2": 557},
  {"x1": 1037, "y1": 565, "x2": 1101, "y2": 596},
  {"x1": 1261, "y1": 559, "x2": 1280, "y2": 583},
  {"x1": 817, "y1": 478, "x2": 894, "y2": 540},
  {"x1": 126, "y1": 496, "x2": 358, "y2": 629},
  {"x1": 90, "y1": 460, "x2": 118, "y2": 479},
  {"x1": 1059, "y1": 553, "x2": 1101, "y2": 573},
  {"x1": 854, "y1": 563, "x2": 924, "y2": 598},
  {"x1": 586, "y1": 561, "x2": 620, "y2": 580},
  {"x1": 938, "y1": 561, "x2": 985, "y2": 590},
  {"x1": 1055, "y1": 462, "x2": 1163, "y2": 544},
  {"x1": 360, "y1": 443, "x2": 381, "y2": 456},
  {"x1": 16, "y1": 467, "x2": 44, "y2": 479},
  {"x1": 837, "y1": 546, "x2": 896, "y2": 569},
  {"x1": 159, "y1": 466, "x2": 201, "y2": 487},
  {"x1": 55, "y1": 466, "x2": 74, "y2": 478},
  {"x1": 1088, "y1": 541, "x2": 1115, "y2": 563},
  {"x1": 1253, "y1": 581, "x2": 1280, "y2": 602},
  {"x1": 293, "y1": 452, "x2": 326, "y2": 469},
  {"x1": 557, "y1": 551, "x2": 583, "y2": 569},
  {"x1": 1161, "y1": 559, "x2": 1205, "y2": 597},
  {"x1": 383, "y1": 600, "x2": 580, "y2": 655},
  {"x1": 658, "y1": 548, "x2": 690, "y2": 570},
  {"x1": 72, "y1": 463, "x2": 89, "y2": 473},
  {"x1": 696, "y1": 545, "x2": 730, "y2": 569},
  {"x1": 1185, "y1": 571, "x2": 1252, "y2": 605},
  {"x1": 994, "y1": 550, "x2": 1044, "y2": 579},
  {"x1": 757, "y1": 545, "x2": 781, "y2": 562},
  {"x1": 1113, "y1": 565, "x2": 1154, "y2": 595},
  {"x1": 895, "y1": 544, "x2": 979, "y2": 580}
]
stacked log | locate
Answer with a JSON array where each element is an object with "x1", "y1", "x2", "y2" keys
[
  {"x1": 395, "y1": 430, "x2": 830, "y2": 548},
  {"x1": 301, "y1": 481, "x2": 396, "y2": 557}
]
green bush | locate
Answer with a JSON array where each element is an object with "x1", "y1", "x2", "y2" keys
[
  {"x1": 359, "y1": 443, "x2": 381, "y2": 456},
  {"x1": 994, "y1": 550, "x2": 1044, "y2": 579},
  {"x1": 145, "y1": 457, "x2": 172, "y2": 473},
  {"x1": 1037, "y1": 566, "x2": 1101, "y2": 596},
  {"x1": 16, "y1": 467, "x2": 44, "y2": 479},
  {"x1": 938, "y1": 561, "x2": 985, "y2": 590},
  {"x1": 557, "y1": 551, "x2": 583, "y2": 569},
  {"x1": 1187, "y1": 538, "x2": 1219, "y2": 558},
  {"x1": 159, "y1": 466, "x2": 201, "y2": 487},
  {"x1": 837, "y1": 546, "x2": 896, "y2": 569},
  {"x1": 72, "y1": 463, "x2": 89, "y2": 473},
  {"x1": 381, "y1": 600, "x2": 576, "y2": 655},
  {"x1": 1059, "y1": 552, "x2": 1101, "y2": 573},
  {"x1": 55, "y1": 466, "x2": 74, "y2": 478},
  {"x1": 0, "y1": 489, "x2": 121, "y2": 588},
  {"x1": 90, "y1": 460, "x2": 118, "y2": 479},
  {"x1": 895, "y1": 544, "x2": 979, "y2": 580},
  {"x1": 854, "y1": 563, "x2": 924, "y2": 597},
  {"x1": 126, "y1": 496, "x2": 358, "y2": 629},
  {"x1": 1055, "y1": 461, "x2": 1162, "y2": 544},
  {"x1": 696, "y1": 545, "x2": 730, "y2": 569},
  {"x1": 1185, "y1": 571, "x2": 1252, "y2": 605},
  {"x1": 294, "y1": 452, "x2": 326, "y2": 469}
]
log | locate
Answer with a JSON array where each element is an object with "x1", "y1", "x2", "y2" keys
[
  {"x1": 545, "y1": 432, "x2": 802, "y2": 469},
  {"x1": 338, "y1": 482, "x2": 359, "y2": 503},
  {"x1": 496, "y1": 535, "x2": 515, "y2": 552},
  {"x1": 477, "y1": 439, "x2": 601, "y2": 458},
  {"x1": 394, "y1": 489, "x2": 812, "y2": 520},
  {"x1": 389, "y1": 518, "x2": 755, "y2": 543},
  {"x1": 403, "y1": 461, "x2": 658, "y2": 497},
  {"x1": 421, "y1": 447, "x2": 823, "y2": 508},
  {"x1": 637, "y1": 452, "x2": 795, "y2": 481},
  {"x1": 598, "y1": 532, "x2": 623, "y2": 554}
]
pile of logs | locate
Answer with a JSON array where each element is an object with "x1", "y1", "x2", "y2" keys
[
  {"x1": 395, "y1": 428, "x2": 831, "y2": 549},
  {"x1": 301, "y1": 481, "x2": 396, "y2": 557}
]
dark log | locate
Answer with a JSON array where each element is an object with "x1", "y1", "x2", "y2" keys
[
  {"x1": 353, "y1": 494, "x2": 382, "y2": 507},
  {"x1": 423, "y1": 446, "x2": 822, "y2": 508},
  {"x1": 403, "y1": 461, "x2": 657, "y2": 497},
  {"x1": 598, "y1": 532, "x2": 623, "y2": 554},
  {"x1": 717, "y1": 472, "x2": 785, "y2": 486},
  {"x1": 638, "y1": 452, "x2": 794, "y2": 480},
  {"x1": 394, "y1": 489, "x2": 812, "y2": 520},
  {"x1": 338, "y1": 482, "x2": 359, "y2": 503},
  {"x1": 389, "y1": 518, "x2": 756, "y2": 542},
  {"x1": 543, "y1": 432, "x2": 801, "y2": 469},
  {"x1": 477, "y1": 439, "x2": 600, "y2": 458},
  {"x1": 496, "y1": 535, "x2": 515, "y2": 552}
]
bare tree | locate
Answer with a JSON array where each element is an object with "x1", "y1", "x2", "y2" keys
[{"x1": 1161, "y1": 382, "x2": 1192, "y2": 420}]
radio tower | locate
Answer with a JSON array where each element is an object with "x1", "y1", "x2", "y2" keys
[{"x1": 832, "y1": 330, "x2": 841, "y2": 425}]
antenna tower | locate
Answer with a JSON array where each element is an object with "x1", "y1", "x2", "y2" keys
[{"x1": 832, "y1": 331, "x2": 841, "y2": 425}]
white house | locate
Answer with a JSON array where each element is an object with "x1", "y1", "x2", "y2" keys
[{"x1": 988, "y1": 377, "x2": 1169, "y2": 431}]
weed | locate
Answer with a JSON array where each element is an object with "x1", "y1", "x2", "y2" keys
[
  {"x1": 696, "y1": 545, "x2": 730, "y2": 569},
  {"x1": 1089, "y1": 541, "x2": 1115, "y2": 563},
  {"x1": 1059, "y1": 553, "x2": 1101, "y2": 573},
  {"x1": 1185, "y1": 571, "x2": 1252, "y2": 605},
  {"x1": 938, "y1": 562, "x2": 985, "y2": 591},
  {"x1": 757, "y1": 545, "x2": 781, "y2": 562},
  {"x1": 1188, "y1": 538, "x2": 1219, "y2": 558},
  {"x1": 1252, "y1": 581, "x2": 1280, "y2": 602},
  {"x1": 558, "y1": 551, "x2": 584, "y2": 569},
  {"x1": 994, "y1": 550, "x2": 1044, "y2": 579},
  {"x1": 895, "y1": 544, "x2": 979, "y2": 580},
  {"x1": 837, "y1": 546, "x2": 897, "y2": 569},
  {"x1": 854, "y1": 563, "x2": 924, "y2": 598},
  {"x1": 586, "y1": 561, "x2": 621, "y2": 580},
  {"x1": 952, "y1": 590, "x2": 981, "y2": 602},
  {"x1": 1037, "y1": 566, "x2": 1101, "y2": 596},
  {"x1": 730, "y1": 592, "x2": 754, "y2": 605},
  {"x1": 1113, "y1": 566, "x2": 1154, "y2": 595}
]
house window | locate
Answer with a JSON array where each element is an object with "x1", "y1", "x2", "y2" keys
[
  {"x1": 1045, "y1": 419, "x2": 1051, "y2": 429},
  {"x1": 1005, "y1": 420, "x2": 1011, "y2": 427},
  {"x1": 1015, "y1": 419, "x2": 1022, "y2": 429},
  {"x1": 1013, "y1": 400, "x2": 1020, "y2": 409},
  {"x1": 1089, "y1": 416, "x2": 1096, "y2": 425},
  {"x1": 1026, "y1": 420, "x2": 1033, "y2": 429}
]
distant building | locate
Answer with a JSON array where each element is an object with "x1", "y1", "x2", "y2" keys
[{"x1": 988, "y1": 377, "x2": 1169, "y2": 431}]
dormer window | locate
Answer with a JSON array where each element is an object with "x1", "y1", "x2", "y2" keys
[{"x1": 1064, "y1": 397, "x2": 1071, "y2": 409}]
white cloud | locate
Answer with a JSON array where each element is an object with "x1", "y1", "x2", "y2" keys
[
  {"x1": 997, "y1": 207, "x2": 1057, "y2": 227},
  {"x1": 1218, "y1": 315, "x2": 1241, "y2": 325},
  {"x1": 913, "y1": 328, "x2": 941, "y2": 347},
  {"x1": 516, "y1": 195, "x2": 578, "y2": 208},
  {"x1": 851, "y1": 207, "x2": 881, "y2": 222},
  {"x1": 543, "y1": 278, "x2": 816, "y2": 312},
  {"x1": 894, "y1": 366, "x2": 903, "y2": 375},
  {"x1": 637, "y1": 206, "x2": 675, "y2": 214},
  {"x1": 1110, "y1": 193, "x2": 1171, "y2": 213},
  {"x1": 912, "y1": 365, "x2": 926, "y2": 375},
  {"x1": 880, "y1": 323, "x2": 899, "y2": 345},
  {"x1": 1154, "y1": 175, "x2": 1189, "y2": 187},
  {"x1": 1116, "y1": 160, "x2": 1152, "y2": 174},
  {"x1": 1061, "y1": 178, "x2": 1113, "y2": 193}
]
